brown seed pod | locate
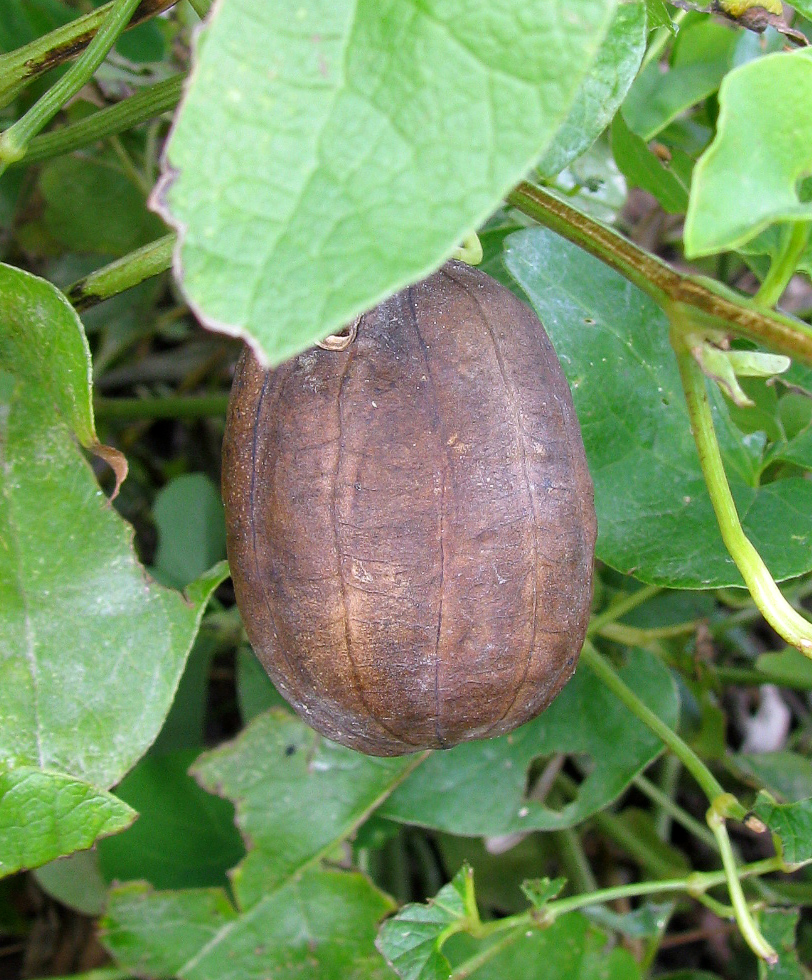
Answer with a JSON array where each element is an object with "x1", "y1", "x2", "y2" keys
[{"x1": 222, "y1": 260, "x2": 597, "y2": 756}]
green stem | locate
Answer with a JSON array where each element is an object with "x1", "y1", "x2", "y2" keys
[
  {"x1": 94, "y1": 393, "x2": 230, "y2": 421},
  {"x1": 15, "y1": 75, "x2": 184, "y2": 167},
  {"x1": 707, "y1": 811, "x2": 777, "y2": 963},
  {"x1": 449, "y1": 857, "x2": 786, "y2": 979},
  {"x1": 66, "y1": 233, "x2": 175, "y2": 310},
  {"x1": 552, "y1": 828, "x2": 597, "y2": 895},
  {"x1": 0, "y1": 0, "x2": 143, "y2": 174},
  {"x1": 754, "y1": 222, "x2": 811, "y2": 309},
  {"x1": 507, "y1": 182, "x2": 812, "y2": 366},
  {"x1": 0, "y1": 0, "x2": 178, "y2": 110},
  {"x1": 673, "y1": 333, "x2": 812, "y2": 657},
  {"x1": 640, "y1": 8, "x2": 688, "y2": 68},
  {"x1": 713, "y1": 663, "x2": 812, "y2": 691},
  {"x1": 580, "y1": 641, "x2": 745, "y2": 819},
  {"x1": 587, "y1": 583, "x2": 661, "y2": 636},
  {"x1": 598, "y1": 621, "x2": 697, "y2": 646}
]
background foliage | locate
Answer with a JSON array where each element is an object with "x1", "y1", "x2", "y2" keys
[{"x1": 1, "y1": 1, "x2": 812, "y2": 979}]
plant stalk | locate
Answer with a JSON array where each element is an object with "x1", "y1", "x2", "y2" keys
[
  {"x1": 707, "y1": 810, "x2": 777, "y2": 963},
  {"x1": 580, "y1": 641, "x2": 745, "y2": 820},
  {"x1": 67, "y1": 234, "x2": 176, "y2": 310},
  {"x1": 0, "y1": 0, "x2": 143, "y2": 175},
  {"x1": 0, "y1": 0, "x2": 178, "y2": 110},
  {"x1": 449, "y1": 856, "x2": 789, "y2": 979},
  {"x1": 507, "y1": 182, "x2": 812, "y2": 366},
  {"x1": 15, "y1": 75, "x2": 185, "y2": 167},
  {"x1": 673, "y1": 332, "x2": 812, "y2": 657}
]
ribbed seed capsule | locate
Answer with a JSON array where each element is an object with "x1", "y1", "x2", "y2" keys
[{"x1": 222, "y1": 260, "x2": 597, "y2": 756}]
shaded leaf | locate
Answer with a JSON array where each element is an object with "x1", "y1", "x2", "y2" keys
[
  {"x1": 0, "y1": 766, "x2": 135, "y2": 878},
  {"x1": 33, "y1": 848, "x2": 107, "y2": 916},
  {"x1": 685, "y1": 49, "x2": 812, "y2": 256},
  {"x1": 733, "y1": 751, "x2": 812, "y2": 804},
  {"x1": 585, "y1": 900, "x2": 673, "y2": 939},
  {"x1": 97, "y1": 749, "x2": 245, "y2": 890},
  {"x1": 756, "y1": 649, "x2": 812, "y2": 689},
  {"x1": 503, "y1": 226, "x2": 812, "y2": 587},
  {"x1": 538, "y1": 2, "x2": 646, "y2": 177},
  {"x1": 39, "y1": 155, "x2": 165, "y2": 257},
  {"x1": 157, "y1": 0, "x2": 616, "y2": 364},
  {"x1": 380, "y1": 649, "x2": 678, "y2": 835},
  {"x1": 752, "y1": 791, "x2": 812, "y2": 865},
  {"x1": 152, "y1": 473, "x2": 227, "y2": 589},
  {"x1": 611, "y1": 112, "x2": 688, "y2": 214},
  {"x1": 376, "y1": 865, "x2": 475, "y2": 980}
]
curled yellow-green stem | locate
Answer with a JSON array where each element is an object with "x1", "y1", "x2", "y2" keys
[
  {"x1": 671, "y1": 322, "x2": 812, "y2": 658},
  {"x1": 451, "y1": 232, "x2": 483, "y2": 266}
]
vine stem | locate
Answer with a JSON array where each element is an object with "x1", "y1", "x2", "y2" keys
[
  {"x1": 707, "y1": 811, "x2": 777, "y2": 963},
  {"x1": 0, "y1": 0, "x2": 178, "y2": 110},
  {"x1": 15, "y1": 75, "x2": 185, "y2": 167},
  {"x1": 67, "y1": 234, "x2": 176, "y2": 310},
  {"x1": 672, "y1": 328, "x2": 812, "y2": 657},
  {"x1": 507, "y1": 182, "x2": 812, "y2": 366},
  {"x1": 580, "y1": 641, "x2": 743, "y2": 819},
  {"x1": 449, "y1": 857, "x2": 790, "y2": 979},
  {"x1": 0, "y1": 0, "x2": 143, "y2": 175}
]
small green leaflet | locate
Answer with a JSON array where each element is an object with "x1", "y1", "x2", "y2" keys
[{"x1": 752, "y1": 791, "x2": 812, "y2": 866}]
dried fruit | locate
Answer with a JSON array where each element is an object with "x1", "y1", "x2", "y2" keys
[{"x1": 222, "y1": 261, "x2": 596, "y2": 756}]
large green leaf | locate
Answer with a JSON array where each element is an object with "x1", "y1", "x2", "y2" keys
[
  {"x1": 380, "y1": 649, "x2": 678, "y2": 836},
  {"x1": 502, "y1": 227, "x2": 812, "y2": 588},
  {"x1": 537, "y1": 1, "x2": 646, "y2": 178},
  {"x1": 0, "y1": 766, "x2": 135, "y2": 878},
  {"x1": 0, "y1": 263, "x2": 228, "y2": 801},
  {"x1": 102, "y1": 711, "x2": 422, "y2": 980},
  {"x1": 156, "y1": 0, "x2": 616, "y2": 364},
  {"x1": 685, "y1": 49, "x2": 812, "y2": 256}
]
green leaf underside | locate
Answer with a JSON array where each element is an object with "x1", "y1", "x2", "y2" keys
[
  {"x1": 0, "y1": 766, "x2": 135, "y2": 878},
  {"x1": 0, "y1": 383, "x2": 227, "y2": 787},
  {"x1": 610, "y1": 112, "x2": 688, "y2": 214},
  {"x1": 537, "y1": 1, "x2": 646, "y2": 178},
  {"x1": 502, "y1": 227, "x2": 812, "y2": 588},
  {"x1": 102, "y1": 712, "x2": 419, "y2": 979},
  {"x1": 376, "y1": 865, "x2": 473, "y2": 980},
  {"x1": 752, "y1": 792, "x2": 812, "y2": 865},
  {"x1": 159, "y1": 0, "x2": 616, "y2": 365},
  {"x1": 380, "y1": 649, "x2": 678, "y2": 836},
  {"x1": 685, "y1": 49, "x2": 812, "y2": 256}
]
